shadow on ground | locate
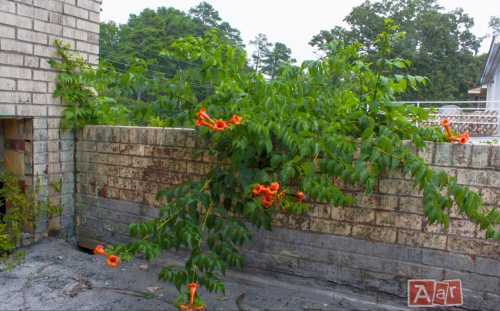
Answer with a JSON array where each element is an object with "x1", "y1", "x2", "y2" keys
[{"x1": 0, "y1": 239, "x2": 411, "y2": 311}]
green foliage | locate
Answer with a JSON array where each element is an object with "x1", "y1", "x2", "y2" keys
[
  {"x1": 310, "y1": 0, "x2": 487, "y2": 100},
  {"x1": 51, "y1": 41, "x2": 201, "y2": 129},
  {"x1": 0, "y1": 172, "x2": 59, "y2": 255},
  {"x1": 0, "y1": 250, "x2": 26, "y2": 272},
  {"x1": 109, "y1": 23, "x2": 499, "y2": 303}
]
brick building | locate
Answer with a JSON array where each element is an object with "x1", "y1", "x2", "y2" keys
[{"x1": 0, "y1": 0, "x2": 100, "y2": 244}]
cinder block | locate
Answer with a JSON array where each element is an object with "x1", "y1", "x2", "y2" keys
[
  {"x1": 17, "y1": 28, "x2": 48, "y2": 44},
  {"x1": 0, "y1": 104, "x2": 15, "y2": 115},
  {"x1": 33, "y1": 0, "x2": 63, "y2": 12},
  {"x1": 0, "y1": 11, "x2": 32, "y2": 29},
  {"x1": 76, "y1": 0, "x2": 101, "y2": 12},
  {"x1": 0, "y1": 24, "x2": 15, "y2": 39},
  {"x1": 0, "y1": 91, "x2": 31, "y2": 103},
  {"x1": 76, "y1": 40, "x2": 98, "y2": 54},
  {"x1": 34, "y1": 20, "x2": 62, "y2": 35},
  {"x1": 18, "y1": 104, "x2": 47, "y2": 116},
  {"x1": 62, "y1": 26, "x2": 87, "y2": 41},
  {"x1": 433, "y1": 142, "x2": 452, "y2": 166},
  {"x1": 0, "y1": 52, "x2": 24, "y2": 65},
  {"x1": 0, "y1": 77, "x2": 15, "y2": 90},
  {"x1": 76, "y1": 18, "x2": 99, "y2": 33},
  {"x1": 0, "y1": 0, "x2": 16, "y2": 13},
  {"x1": 1, "y1": 38, "x2": 33, "y2": 54},
  {"x1": 18, "y1": 80, "x2": 47, "y2": 92},
  {"x1": 63, "y1": 3, "x2": 88, "y2": 19},
  {"x1": 24, "y1": 56, "x2": 40, "y2": 68},
  {"x1": 0, "y1": 66, "x2": 31, "y2": 79}
]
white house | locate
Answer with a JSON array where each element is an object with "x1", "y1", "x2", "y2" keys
[{"x1": 482, "y1": 34, "x2": 500, "y2": 107}]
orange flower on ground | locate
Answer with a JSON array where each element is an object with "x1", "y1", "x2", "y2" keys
[
  {"x1": 212, "y1": 119, "x2": 228, "y2": 132},
  {"x1": 187, "y1": 283, "x2": 198, "y2": 305},
  {"x1": 261, "y1": 195, "x2": 273, "y2": 208},
  {"x1": 295, "y1": 191, "x2": 305, "y2": 202},
  {"x1": 106, "y1": 255, "x2": 120, "y2": 268},
  {"x1": 196, "y1": 107, "x2": 212, "y2": 121},
  {"x1": 94, "y1": 244, "x2": 106, "y2": 256},
  {"x1": 228, "y1": 114, "x2": 242, "y2": 125},
  {"x1": 179, "y1": 282, "x2": 205, "y2": 311},
  {"x1": 269, "y1": 182, "x2": 280, "y2": 192}
]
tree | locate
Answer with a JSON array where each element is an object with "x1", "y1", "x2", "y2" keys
[
  {"x1": 310, "y1": 0, "x2": 485, "y2": 100},
  {"x1": 489, "y1": 16, "x2": 500, "y2": 33},
  {"x1": 261, "y1": 42, "x2": 295, "y2": 79},
  {"x1": 249, "y1": 33, "x2": 272, "y2": 73},
  {"x1": 189, "y1": 1, "x2": 243, "y2": 46},
  {"x1": 99, "y1": 21, "x2": 120, "y2": 62},
  {"x1": 189, "y1": 1, "x2": 221, "y2": 28}
]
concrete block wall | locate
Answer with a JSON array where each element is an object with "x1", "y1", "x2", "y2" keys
[
  {"x1": 0, "y1": 0, "x2": 101, "y2": 243},
  {"x1": 76, "y1": 126, "x2": 500, "y2": 310}
]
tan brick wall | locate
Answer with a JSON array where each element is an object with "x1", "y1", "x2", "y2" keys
[
  {"x1": 77, "y1": 126, "x2": 500, "y2": 260},
  {"x1": 76, "y1": 126, "x2": 210, "y2": 209}
]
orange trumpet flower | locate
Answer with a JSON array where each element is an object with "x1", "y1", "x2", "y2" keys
[
  {"x1": 94, "y1": 244, "x2": 106, "y2": 256},
  {"x1": 295, "y1": 191, "x2": 305, "y2": 202},
  {"x1": 262, "y1": 195, "x2": 273, "y2": 208},
  {"x1": 196, "y1": 107, "x2": 212, "y2": 121},
  {"x1": 179, "y1": 283, "x2": 205, "y2": 311},
  {"x1": 212, "y1": 119, "x2": 228, "y2": 132},
  {"x1": 440, "y1": 118, "x2": 450, "y2": 128},
  {"x1": 269, "y1": 182, "x2": 280, "y2": 192},
  {"x1": 106, "y1": 255, "x2": 120, "y2": 268},
  {"x1": 228, "y1": 115, "x2": 242, "y2": 125},
  {"x1": 459, "y1": 132, "x2": 470, "y2": 145}
]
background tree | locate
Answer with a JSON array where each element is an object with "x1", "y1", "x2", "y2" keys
[
  {"x1": 189, "y1": 1, "x2": 221, "y2": 28},
  {"x1": 310, "y1": 0, "x2": 486, "y2": 100},
  {"x1": 489, "y1": 16, "x2": 500, "y2": 33},
  {"x1": 261, "y1": 42, "x2": 295, "y2": 79},
  {"x1": 96, "y1": 4, "x2": 246, "y2": 124},
  {"x1": 100, "y1": 4, "x2": 242, "y2": 76},
  {"x1": 189, "y1": 2, "x2": 243, "y2": 46},
  {"x1": 249, "y1": 33, "x2": 272, "y2": 73}
]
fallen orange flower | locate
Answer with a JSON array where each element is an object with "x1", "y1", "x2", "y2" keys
[
  {"x1": 187, "y1": 283, "x2": 198, "y2": 305},
  {"x1": 228, "y1": 114, "x2": 242, "y2": 125},
  {"x1": 179, "y1": 282, "x2": 205, "y2": 311},
  {"x1": 94, "y1": 244, "x2": 106, "y2": 256},
  {"x1": 295, "y1": 191, "x2": 305, "y2": 202},
  {"x1": 106, "y1": 255, "x2": 120, "y2": 268},
  {"x1": 212, "y1": 119, "x2": 228, "y2": 132}
]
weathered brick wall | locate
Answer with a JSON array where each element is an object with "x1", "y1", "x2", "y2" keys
[
  {"x1": 76, "y1": 126, "x2": 500, "y2": 310},
  {"x1": 0, "y1": 0, "x2": 101, "y2": 243}
]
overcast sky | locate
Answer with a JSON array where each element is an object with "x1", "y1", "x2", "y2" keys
[{"x1": 101, "y1": 0, "x2": 499, "y2": 63}]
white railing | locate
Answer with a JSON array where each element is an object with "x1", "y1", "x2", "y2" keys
[{"x1": 395, "y1": 101, "x2": 500, "y2": 137}]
